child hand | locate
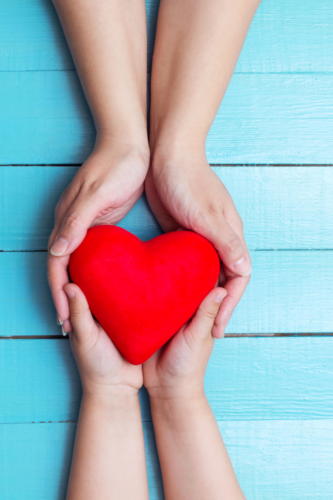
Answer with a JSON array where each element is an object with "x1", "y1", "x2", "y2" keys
[
  {"x1": 143, "y1": 287, "x2": 227, "y2": 401},
  {"x1": 64, "y1": 283, "x2": 143, "y2": 398}
]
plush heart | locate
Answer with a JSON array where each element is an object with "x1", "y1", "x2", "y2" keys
[{"x1": 69, "y1": 225, "x2": 220, "y2": 365}]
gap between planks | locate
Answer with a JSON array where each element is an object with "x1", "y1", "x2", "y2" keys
[
  {"x1": 1, "y1": 164, "x2": 333, "y2": 167},
  {"x1": 2, "y1": 249, "x2": 333, "y2": 253},
  {"x1": 0, "y1": 333, "x2": 332, "y2": 340}
]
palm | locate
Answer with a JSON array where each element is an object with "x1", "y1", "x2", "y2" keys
[
  {"x1": 145, "y1": 164, "x2": 250, "y2": 336},
  {"x1": 72, "y1": 321, "x2": 143, "y2": 391},
  {"x1": 143, "y1": 324, "x2": 213, "y2": 392}
]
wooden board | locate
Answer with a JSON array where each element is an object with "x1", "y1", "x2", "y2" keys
[
  {"x1": 0, "y1": 422, "x2": 163, "y2": 500},
  {"x1": 1, "y1": 420, "x2": 332, "y2": 500},
  {"x1": 1, "y1": 73, "x2": 333, "y2": 164},
  {"x1": 0, "y1": 338, "x2": 333, "y2": 423},
  {"x1": 1, "y1": 0, "x2": 333, "y2": 497},
  {"x1": 1, "y1": 166, "x2": 333, "y2": 250},
  {"x1": 1, "y1": 0, "x2": 332, "y2": 73},
  {"x1": 1, "y1": 251, "x2": 332, "y2": 336}
]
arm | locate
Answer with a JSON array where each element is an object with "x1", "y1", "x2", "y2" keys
[
  {"x1": 146, "y1": 0, "x2": 261, "y2": 335},
  {"x1": 64, "y1": 284, "x2": 148, "y2": 500},
  {"x1": 48, "y1": 0, "x2": 149, "y2": 334},
  {"x1": 144, "y1": 288, "x2": 245, "y2": 499}
]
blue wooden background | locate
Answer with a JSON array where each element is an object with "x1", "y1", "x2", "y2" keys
[{"x1": 0, "y1": 0, "x2": 333, "y2": 498}]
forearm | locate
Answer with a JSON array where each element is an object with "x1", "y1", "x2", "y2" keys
[
  {"x1": 150, "y1": 0, "x2": 261, "y2": 154},
  {"x1": 150, "y1": 392, "x2": 245, "y2": 500},
  {"x1": 67, "y1": 392, "x2": 149, "y2": 500},
  {"x1": 52, "y1": 0, "x2": 148, "y2": 145}
]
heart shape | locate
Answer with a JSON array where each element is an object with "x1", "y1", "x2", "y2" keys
[{"x1": 69, "y1": 225, "x2": 220, "y2": 364}]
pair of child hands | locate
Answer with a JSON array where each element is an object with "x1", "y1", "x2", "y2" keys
[{"x1": 64, "y1": 282, "x2": 226, "y2": 399}]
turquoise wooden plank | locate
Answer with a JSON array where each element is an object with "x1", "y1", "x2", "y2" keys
[
  {"x1": 0, "y1": 167, "x2": 162, "y2": 249},
  {"x1": 0, "y1": 338, "x2": 332, "y2": 422},
  {"x1": 1, "y1": 72, "x2": 333, "y2": 164},
  {"x1": 0, "y1": 251, "x2": 332, "y2": 336},
  {"x1": 0, "y1": 0, "x2": 159, "y2": 72},
  {"x1": 0, "y1": 422, "x2": 163, "y2": 500},
  {"x1": 1, "y1": 166, "x2": 333, "y2": 250},
  {"x1": 220, "y1": 419, "x2": 333, "y2": 500},
  {"x1": 1, "y1": 0, "x2": 333, "y2": 73},
  {"x1": 1, "y1": 420, "x2": 332, "y2": 499}
]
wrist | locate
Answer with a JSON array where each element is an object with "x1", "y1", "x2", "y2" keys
[
  {"x1": 82, "y1": 386, "x2": 140, "y2": 414},
  {"x1": 82, "y1": 381, "x2": 140, "y2": 402},
  {"x1": 149, "y1": 390, "x2": 208, "y2": 427},
  {"x1": 150, "y1": 144, "x2": 207, "y2": 176},
  {"x1": 95, "y1": 127, "x2": 149, "y2": 158}
]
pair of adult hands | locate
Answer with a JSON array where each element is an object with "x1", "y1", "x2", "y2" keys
[{"x1": 48, "y1": 144, "x2": 251, "y2": 336}]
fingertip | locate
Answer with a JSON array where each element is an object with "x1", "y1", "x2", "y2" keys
[
  {"x1": 63, "y1": 283, "x2": 90, "y2": 315},
  {"x1": 50, "y1": 236, "x2": 69, "y2": 257},
  {"x1": 212, "y1": 324, "x2": 225, "y2": 339},
  {"x1": 214, "y1": 287, "x2": 227, "y2": 303},
  {"x1": 64, "y1": 283, "x2": 82, "y2": 300},
  {"x1": 64, "y1": 286, "x2": 75, "y2": 299},
  {"x1": 229, "y1": 253, "x2": 252, "y2": 277},
  {"x1": 61, "y1": 318, "x2": 72, "y2": 336}
]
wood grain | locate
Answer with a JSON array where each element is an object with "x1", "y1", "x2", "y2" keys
[
  {"x1": 0, "y1": 338, "x2": 332, "y2": 423},
  {"x1": 1, "y1": 72, "x2": 333, "y2": 164},
  {"x1": 1, "y1": 251, "x2": 332, "y2": 336},
  {"x1": 1, "y1": 0, "x2": 333, "y2": 496},
  {"x1": 1, "y1": 166, "x2": 332, "y2": 250},
  {"x1": 1, "y1": 419, "x2": 332, "y2": 499},
  {"x1": 1, "y1": 0, "x2": 332, "y2": 73}
]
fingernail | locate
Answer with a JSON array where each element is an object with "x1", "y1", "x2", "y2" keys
[
  {"x1": 216, "y1": 330, "x2": 225, "y2": 339},
  {"x1": 61, "y1": 325, "x2": 72, "y2": 337},
  {"x1": 57, "y1": 316, "x2": 63, "y2": 326},
  {"x1": 215, "y1": 293, "x2": 225, "y2": 303},
  {"x1": 216, "y1": 311, "x2": 232, "y2": 330},
  {"x1": 231, "y1": 255, "x2": 252, "y2": 276},
  {"x1": 50, "y1": 237, "x2": 69, "y2": 257},
  {"x1": 64, "y1": 288, "x2": 75, "y2": 299}
]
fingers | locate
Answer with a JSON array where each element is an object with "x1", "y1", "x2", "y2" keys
[
  {"x1": 187, "y1": 287, "x2": 227, "y2": 340},
  {"x1": 207, "y1": 216, "x2": 251, "y2": 277},
  {"x1": 47, "y1": 253, "x2": 72, "y2": 335},
  {"x1": 145, "y1": 169, "x2": 180, "y2": 233},
  {"x1": 212, "y1": 274, "x2": 251, "y2": 339},
  {"x1": 64, "y1": 284, "x2": 97, "y2": 343},
  {"x1": 50, "y1": 194, "x2": 102, "y2": 258}
]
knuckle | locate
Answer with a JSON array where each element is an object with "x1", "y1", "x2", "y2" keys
[
  {"x1": 199, "y1": 304, "x2": 217, "y2": 321},
  {"x1": 63, "y1": 211, "x2": 83, "y2": 231},
  {"x1": 54, "y1": 188, "x2": 68, "y2": 216},
  {"x1": 69, "y1": 306, "x2": 81, "y2": 319},
  {"x1": 205, "y1": 309, "x2": 217, "y2": 321},
  {"x1": 224, "y1": 236, "x2": 241, "y2": 255}
]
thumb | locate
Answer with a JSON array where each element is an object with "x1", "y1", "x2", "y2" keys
[
  {"x1": 207, "y1": 217, "x2": 251, "y2": 277},
  {"x1": 63, "y1": 284, "x2": 96, "y2": 342},
  {"x1": 50, "y1": 196, "x2": 100, "y2": 257},
  {"x1": 186, "y1": 288, "x2": 227, "y2": 340}
]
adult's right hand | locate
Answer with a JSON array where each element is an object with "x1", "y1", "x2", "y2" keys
[{"x1": 48, "y1": 144, "x2": 149, "y2": 334}]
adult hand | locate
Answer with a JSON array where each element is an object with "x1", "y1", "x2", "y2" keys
[
  {"x1": 145, "y1": 157, "x2": 251, "y2": 337},
  {"x1": 48, "y1": 143, "x2": 149, "y2": 334}
]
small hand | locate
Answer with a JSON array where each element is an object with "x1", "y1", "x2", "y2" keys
[
  {"x1": 145, "y1": 158, "x2": 251, "y2": 337},
  {"x1": 64, "y1": 283, "x2": 143, "y2": 397},
  {"x1": 48, "y1": 142, "x2": 149, "y2": 334},
  {"x1": 143, "y1": 287, "x2": 227, "y2": 400}
]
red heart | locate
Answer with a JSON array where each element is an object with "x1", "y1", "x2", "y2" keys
[{"x1": 69, "y1": 225, "x2": 220, "y2": 365}]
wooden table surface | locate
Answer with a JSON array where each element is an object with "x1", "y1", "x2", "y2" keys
[{"x1": 0, "y1": 0, "x2": 332, "y2": 498}]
